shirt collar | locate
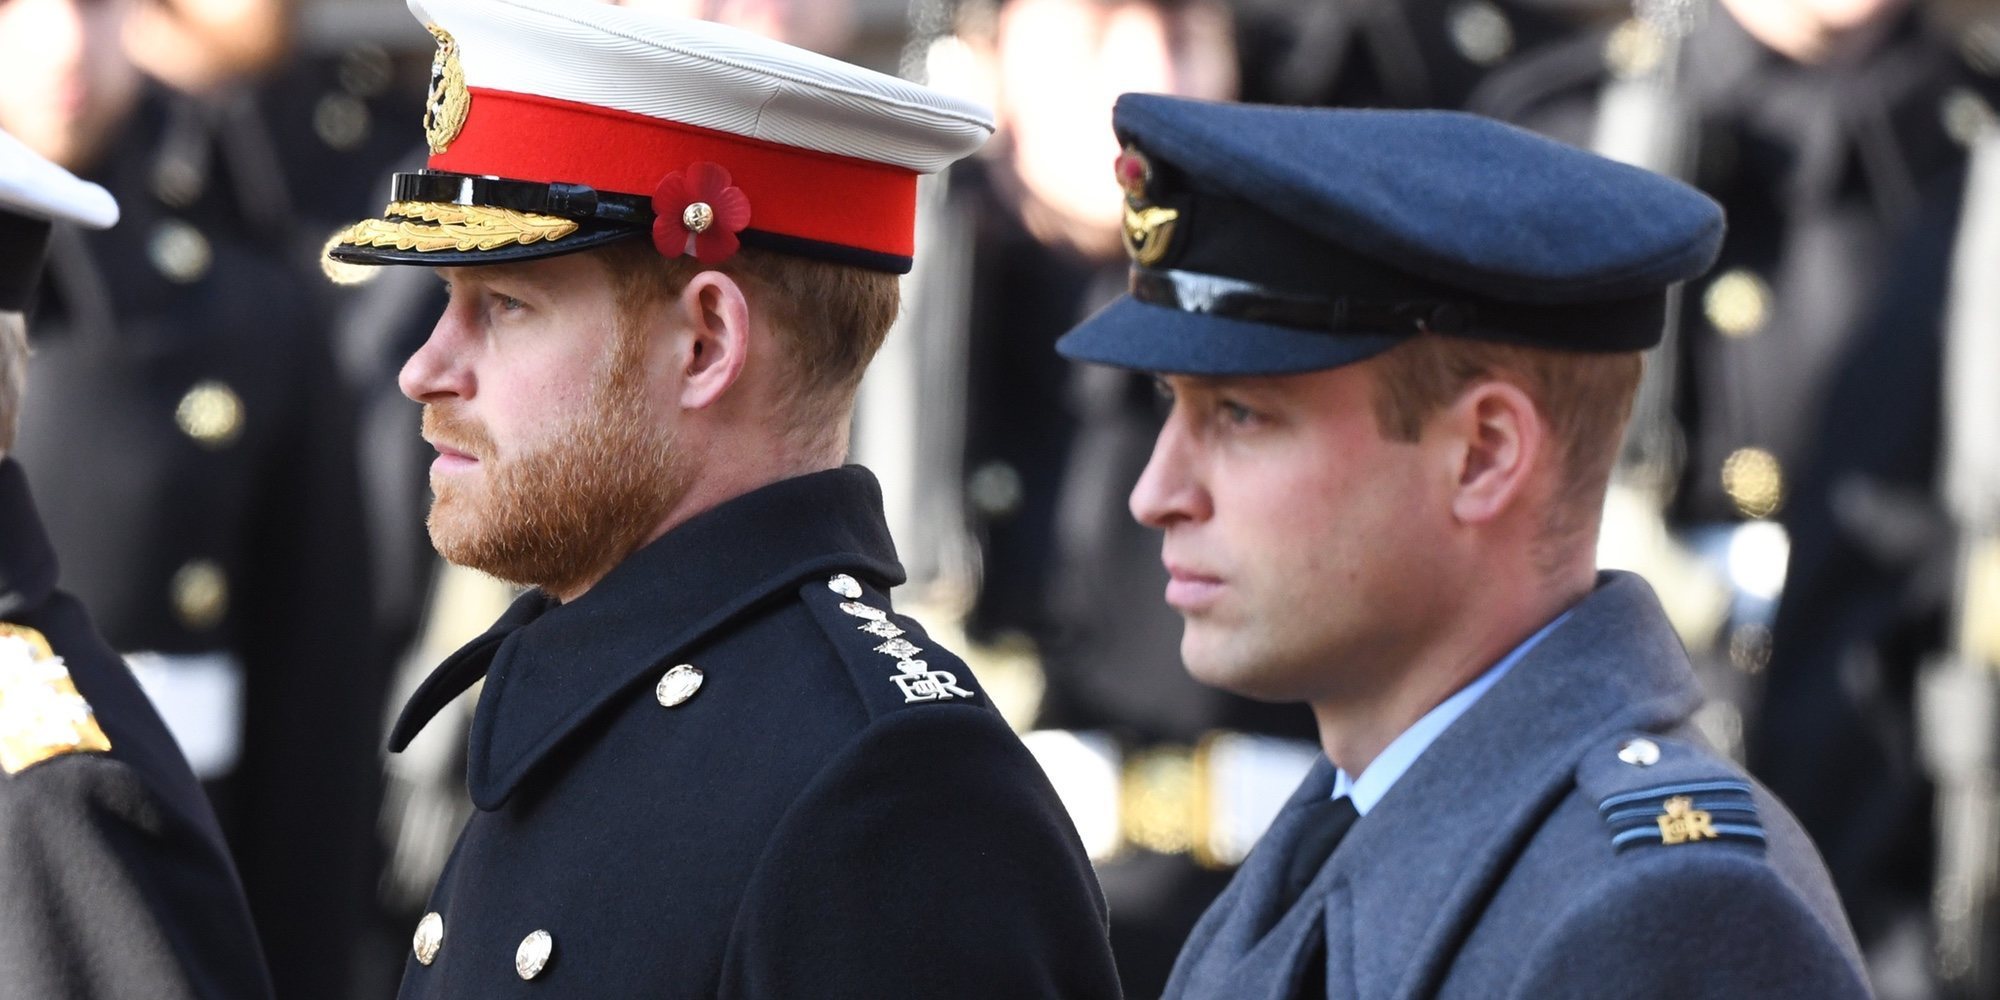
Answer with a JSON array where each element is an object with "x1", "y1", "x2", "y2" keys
[{"x1": 1332, "y1": 608, "x2": 1575, "y2": 815}]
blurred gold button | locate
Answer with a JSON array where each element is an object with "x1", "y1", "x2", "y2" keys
[
  {"x1": 1704, "y1": 270, "x2": 1771, "y2": 338},
  {"x1": 1722, "y1": 447, "x2": 1784, "y2": 519},
  {"x1": 515, "y1": 929, "x2": 554, "y2": 980},
  {"x1": 175, "y1": 381, "x2": 244, "y2": 448},
  {"x1": 1447, "y1": 1, "x2": 1514, "y2": 67},
  {"x1": 413, "y1": 912, "x2": 443, "y2": 966},
  {"x1": 1605, "y1": 19, "x2": 1665, "y2": 79},
  {"x1": 172, "y1": 560, "x2": 229, "y2": 631},
  {"x1": 148, "y1": 220, "x2": 212, "y2": 285}
]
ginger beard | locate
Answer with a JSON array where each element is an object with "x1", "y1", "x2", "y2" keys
[{"x1": 421, "y1": 318, "x2": 692, "y2": 597}]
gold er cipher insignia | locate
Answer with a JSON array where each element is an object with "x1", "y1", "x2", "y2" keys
[
  {"x1": 1656, "y1": 795, "x2": 1718, "y2": 845},
  {"x1": 423, "y1": 25, "x2": 471, "y2": 155}
]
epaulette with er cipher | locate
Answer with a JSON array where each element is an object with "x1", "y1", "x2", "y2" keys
[
  {"x1": 1577, "y1": 732, "x2": 1766, "y2": 855},
  {"x1": 0, "y1": 623, "x2": 111, "y2": 775},
  {"x1": 799, "y1": 572, "x2": 986, "y2": 720}
]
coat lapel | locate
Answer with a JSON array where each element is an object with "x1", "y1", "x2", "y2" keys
[
  {"x1": 383, "y1": 468, "x2": 906, "y2": 811},
  {"x1": 1333, "y1": 572, "x2": 1703, "y2": 1000},
  {"x1": 1167, "y1": 757, "x2": 1344, "y2": 1000},
  {"x1": 1167, "y1": 572, "x2": 1705, "y2": 1000}
]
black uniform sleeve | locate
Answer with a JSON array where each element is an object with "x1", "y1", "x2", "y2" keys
[
  {"x1": 0, "y1": 754, "x2": 272, "y2": 1000},
  {"x1": 1506, "y1": 849, "x2": 1872, "y2": 1000},
  {"x1": 721, "y1": 705, "x2": 1124, "y2": 1000}
]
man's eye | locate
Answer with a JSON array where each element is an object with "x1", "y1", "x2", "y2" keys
[
  {"x1": 1219, "y1": 400, "x2": 1258, "y2": 425},
  {"x1": 494, "y1": 294, "x2": 526, "y2": 312}
]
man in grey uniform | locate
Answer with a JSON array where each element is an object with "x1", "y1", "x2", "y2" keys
[{"x1": 1056, "y1": 94, "x2": 1873, "y2": 999}]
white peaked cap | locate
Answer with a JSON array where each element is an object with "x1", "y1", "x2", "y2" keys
[
  {"x1": 412, "y1": 0, "x2": 993, "y2": 174},
  {"x1": 1, "y1": 128, "x2": 118, "y2": 311},
  {"x1": 329, "y1": 0, "x2": 992, "y2": 272},
  {"x1": 0, "y1": 129, "x2": 117, "y2": 230}
]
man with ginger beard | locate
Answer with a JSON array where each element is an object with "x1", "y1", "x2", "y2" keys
[
  {"x1": 325, "y1": 1, "x2": 1122, "y2": 996},
  {"x1": 419, "y1": 293, "x2": 686, "y2": 591}
]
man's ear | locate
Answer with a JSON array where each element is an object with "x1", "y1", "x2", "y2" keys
[
  {"x1": 673, "y1": 269, "x2": 752, "y2": 411},
  {"x1": 1443, "y1": 379, "x2": 1544, "y2": 526}
]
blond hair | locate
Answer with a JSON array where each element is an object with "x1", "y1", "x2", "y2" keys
[{"x1": 1370, "y1": 334, "x2": 1641, "y2": 566}]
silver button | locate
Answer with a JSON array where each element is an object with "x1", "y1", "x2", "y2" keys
[
  {"x1": 1617, "y1": 738, "x2": 1661, "y2": 767},
  {"x1": 413, "y1": 912, "x2": 443, "y2": 966},
  {"x1": 827, "y1": 574, "x2": 862, "y2": 599},
  {"x1": 515, "y1": 929, "x2": 554, "y2": 980},
  {"x1": 655, "y1": 664, "x2": 704, "y2": 708}
]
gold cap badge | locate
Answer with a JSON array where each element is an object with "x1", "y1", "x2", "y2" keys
[
  {"x1": 423, "y1": 25, "x2": 471, "y2": 155},
  {"x1": 0, "y1": 624, "x2": 111, "y2": 775},
  {"x1": 1116, "y1": 146, "x2": 1179, "y2": 268}
]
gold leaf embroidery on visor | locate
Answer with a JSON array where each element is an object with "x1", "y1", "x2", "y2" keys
[{"x1": 337, "y1": 201, "x2": 582, "y2": 254}]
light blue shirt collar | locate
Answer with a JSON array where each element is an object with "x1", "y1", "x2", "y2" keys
[{"x1": 1331, "y1": 609, "x2": 1574, "y2": 815}]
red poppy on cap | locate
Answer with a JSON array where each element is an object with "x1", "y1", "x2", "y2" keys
[{"x1": 652, "y1": 162, "x2": 751, "y2": 264}]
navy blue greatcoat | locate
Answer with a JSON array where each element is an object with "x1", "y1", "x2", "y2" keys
[
  {"x1": 387, "y1": 467, "x2": 1122, "y2": 998},
  {"x1": 0, "y1": 459, "x2": 272, "y2": 999},
  {"x1": 1163, "y1": 572, "x2": 1871, "y2": 1000}
]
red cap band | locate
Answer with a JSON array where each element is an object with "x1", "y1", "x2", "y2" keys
[{"x1": 432, "y1": 88, "x2": 920, "y2": 259}]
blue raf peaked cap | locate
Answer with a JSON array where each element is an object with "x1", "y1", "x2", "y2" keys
[{"x1": 1056, "y1": 94, "x2": 1726, "y2": 375}]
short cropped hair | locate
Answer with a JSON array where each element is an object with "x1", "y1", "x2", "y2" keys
[
  {"x1": 596, "y1": 240, "x2": 900, "y2": 454},
  {"x1": 1370, "y1": 334, "x2": 1642, "y2": 566},
  {"x1": 0, "y1": 311, "x2": 26, "y2": 455}
]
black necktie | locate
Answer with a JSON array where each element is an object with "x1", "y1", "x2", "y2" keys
[{"x1": 1278, "y1": 795, "x2": 1360, "y2": 913}]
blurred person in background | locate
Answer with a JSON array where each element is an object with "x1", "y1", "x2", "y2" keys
[
  {"x1": 1231, "y1": 0, "x2": 1621, "y2": 109},
  {"x1": 891, "y1": 3, "x2": 1272, "y2": 995},
  {"x1": 0, "y1": 1, "x2": 384, "y2": 998},
  {"x1": 614, "y1": 0, "x2": 858, "y2": 54},
  {"x1": 1473, "y1": 0, "x2": 2000, "y2": 993},
  {"x1": 0, "y1": 125, "x2": 272, "y2": 1000}
]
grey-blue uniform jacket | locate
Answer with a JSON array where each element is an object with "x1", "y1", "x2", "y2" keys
[
  {"x1": 1164, "y1": 572, "x2": 1871, "y2": 1000},
  {"x1": 386, "y1": 467, "x2": 1123, "y2": 999}
]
